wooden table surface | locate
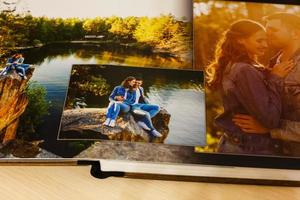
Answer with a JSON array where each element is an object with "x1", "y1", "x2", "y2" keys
[{"x1": 0, "y1": 166, "x2": 300, "y2": 200}]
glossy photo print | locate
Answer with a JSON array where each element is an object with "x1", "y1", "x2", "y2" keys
[
  {"x1": 0, "y1": 0, "x2": 199, "y2": 160},
  {"x1": 58, "y1": 65, "x2": 205, "y2": 147},
  {"x1": 194, "y1": 0, "x2": 300, "y2": 157}
]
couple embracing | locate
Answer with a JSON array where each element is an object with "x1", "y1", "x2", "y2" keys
[
  {"x1": 207, "y1": 13, "x2": 300, "y2": 156},
  {"x1": 103, "y1": 76, "x2": 162, "y2": 138}
]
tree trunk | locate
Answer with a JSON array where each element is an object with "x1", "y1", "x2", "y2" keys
[
  {"x1": 0, "y1": 68, "x2": 34, "y2": 144},
  {"x1": 3, "y1": 118, "x2": 19, "y2": 144}
]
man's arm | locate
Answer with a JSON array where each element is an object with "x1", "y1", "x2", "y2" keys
[
  {"x1": 233, "y1": 115, "x2": 300, "y2": 142},
  {"x1": 270, "y1": 120, "x2": 300, "y2": 142},
  {"x1": 16, "y1": 57, "x2": 25, "y2": 64},
  {"x1": 140, "y1": 87, "x2": 149, "y2": 104}
]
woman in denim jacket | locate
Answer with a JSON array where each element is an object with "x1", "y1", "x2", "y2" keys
[
  {"x1": 103, "y1": 76, "x2": 136, "y2": 127},
  {"x1": 206, "y1": 20, "x2": 294, "y2": 155}
]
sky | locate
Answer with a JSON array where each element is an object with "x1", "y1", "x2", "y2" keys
[{"x1": 12, "y1": 0, "x2": 192, "y2": 20}]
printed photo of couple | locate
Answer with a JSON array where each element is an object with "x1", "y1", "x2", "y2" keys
[
  {"x1": 59, "y1": 65, "x2": 205, "y2": 147},
  {"x1": 194, "y1": 0, "x2": 300, "y2": 157},
  {"x1": 103, "y1": 77, "x2": 162, "y2": 137}
]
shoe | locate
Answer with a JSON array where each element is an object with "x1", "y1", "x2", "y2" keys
[
  {"x1": 18, "y1": 72, "x2": 23, "y2": 77},
  {"x1": 103, "y1": 118, "x2": 110, "y2": 126},
  {"x1": 151, "y1": 129, "x2": 162, "y2": 138},
  {"x1": 137, "y1": 121, "x2": 151, "y2": 131},
  {"x1": 108, "y1": 119, "x2": 116, "y2": 127}
]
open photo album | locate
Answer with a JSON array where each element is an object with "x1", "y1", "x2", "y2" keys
[{"x1": 1, "y1": 0, "x2": 300, "y2": 183}]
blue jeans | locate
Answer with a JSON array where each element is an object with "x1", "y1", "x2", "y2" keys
[
  {"x1": 132, "y1": 104, "x2": 160, "y2": 118},
  {"x1": 16, "y1": 64, "x2": 30, "y2": 77},
  {"x1": 0, "y1": 65, "x2": 13, "y2": 75},
  {"x1": 132, "y1": 104, "x2": 160, "y2": 130},
  {"x1": 106, "y1": 102, "x2": 130, "y2": 120},
  {"x1": 139, "y1": 112, "x2": 156, "y2": 130}
]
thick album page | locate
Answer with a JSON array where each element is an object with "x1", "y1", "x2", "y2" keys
[
  {"x1": 0, "y1": 0, "x2": 207, "y2": 163},
  {"x1": 1, "y1": 0, "x2": 299, "y2": 181}
]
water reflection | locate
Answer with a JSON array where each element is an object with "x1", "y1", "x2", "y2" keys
[
  {"x1": 24, "y1": 43, "x2": 192, "y2": 68},
  {"x1": 148, "y1": 87, "x2": 205, "y2": 146}
]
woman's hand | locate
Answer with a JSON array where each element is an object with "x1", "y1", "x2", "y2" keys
[
  {"x1": 270, "y1": 60, "x2": 295, "y2": 78},
  {"x1": 115, "y1": 96, "x2": 124, "y2": 101},
  {"x1": 232, "y1": 114, "x2": 269, "y2": 134}
]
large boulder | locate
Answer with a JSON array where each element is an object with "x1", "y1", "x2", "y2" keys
[
  {"x1": 60, "y1": 108, "x2": 170, "y2": 143},
  {"x1": 75, "y1": 140, "x2": 197, "y2": 163}
]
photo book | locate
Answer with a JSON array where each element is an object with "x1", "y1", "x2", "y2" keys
[{"x1": 1, "y1": 0, "x2": 300, "y2": 184}]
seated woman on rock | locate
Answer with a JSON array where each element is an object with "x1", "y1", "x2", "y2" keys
[
  {"x1": 0, "y1": 54, "x2": 19, "y2": 76},
  {"x1": 103, "y1": 76, "x2": 137, "y2": 127}
]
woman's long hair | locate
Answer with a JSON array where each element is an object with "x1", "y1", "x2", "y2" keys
[
  {"x1": 121, "y1": 76, "x2": 136, "y2": 90},
  {"x1": 11, "y1": 54, "x2": 19, "y2": 62},
  {"x1": 206, "y1": 19, "x2": 266, "y2": 89}
]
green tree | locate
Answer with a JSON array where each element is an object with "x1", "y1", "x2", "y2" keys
[
  {"x1": 0, "y1": 0, "x2": 19, "y2": 57},
  {"x1": 134, "y1": 15, "x2": 190, "y2": 52},
  {"x1": 0, "y1": 11, "x2": 192, "y2": 62},
  {"x1": 108, "y1": 16, "x2": 139, "y2": 41},
  {"x1": 65, "y1": 66, "x2": 110, "y2": 108},
  {"x1": 83, "y1": 17, "x2": 109, "y2": 36},
  {"x1": 18, "y1": 82, "x2": 50, "y2": 140}
]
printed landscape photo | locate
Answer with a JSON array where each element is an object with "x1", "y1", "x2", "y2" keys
[{"x1": 59, "y1": 65, "x2": 205, "y2": 147}]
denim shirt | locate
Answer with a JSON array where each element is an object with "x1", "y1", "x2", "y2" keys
[
  {"x1": 270, "y1": 49, "x2": 300, "y2": 121},
  {"x1": 7, "y1": 57, "x2": 24, "y2": 66},
  {"x1": 109, "y1": 86, "x2": 136, "y2": 105},
  {"x1": 269, "y1": 49, "x2": 300, "y2": 155},
  {"x1": 215, "y1": 62, "x2": 283, "y2": 149},
  {"x1": 7, "y1": 57, "x2": 17, "y2": 66}
]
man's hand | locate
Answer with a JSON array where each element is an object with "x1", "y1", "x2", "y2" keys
[
  {"x1": 115, "y1": 96, "x2": 124, "y2": 101},
  {"x1": 271, "y1": 60, "x2": 295, "y2": 78},
  {"x1": 232, "y1": 114, "x2": 269, "y2": 134}
]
